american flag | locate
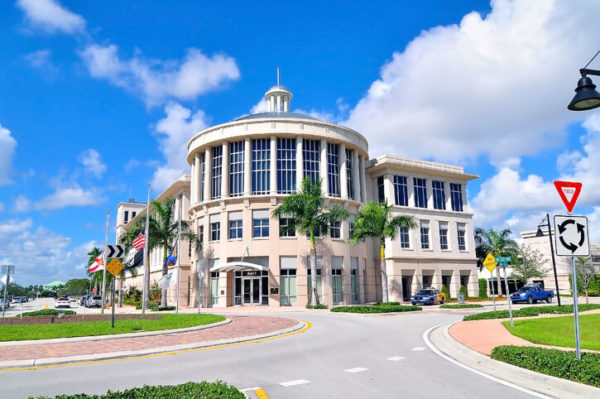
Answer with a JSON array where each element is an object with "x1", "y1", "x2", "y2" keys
[{"x1": 133, "y1": 232, "x2": 146, "y2": 251}]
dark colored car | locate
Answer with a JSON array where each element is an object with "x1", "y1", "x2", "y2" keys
[
  {"x1": 510, "y1": 285, "x2": 554, "y2": 304},
  {"x1": 411, "y1": 288, "x2": 446, "y2": 305}
]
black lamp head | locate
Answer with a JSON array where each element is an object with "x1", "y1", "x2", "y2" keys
[
  {"x1": 568, "y1": 75, "x2": 600, "y2": 111},
  {"x1": 535, "y1": 227, "x2": 544, "y2": 237}
]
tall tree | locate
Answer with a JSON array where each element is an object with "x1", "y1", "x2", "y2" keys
[
  {"x1": 576, "y1": 256, "x2": 597, "y2": 304},
  {"x1": 350, "y1": 201, "x2": 416, "y2": 303},
  {"x1": 120, "y1": 197, "x2": 202, "y2": 307},
  {"x1": 511, "y1": 244, "x2": 549, "y2": 283},
  {"x1": 86, "y1": 247, "x2": 103, "y2": 296},
  {"x1": 272, "y1": 178, "x2": 349, "y2": 306},
  {"x1": 475, "y1": 228, "x2": 519, "y2": 295}
]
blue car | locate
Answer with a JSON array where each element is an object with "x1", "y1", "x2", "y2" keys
[{"x1": 411, "y1": 288, "x2": 445, "y2": 305}]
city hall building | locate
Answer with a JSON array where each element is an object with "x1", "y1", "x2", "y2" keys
[{"x1": 116, "y1": 83, "x2": 479, "y2": 308}]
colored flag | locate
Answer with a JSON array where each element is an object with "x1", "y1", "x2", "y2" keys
[
  {"x1": 164, "y1": 243, "x2": 177, "y2": 266},
  {"x1": 88, "y1": 252, "x2": 104, "y2": 272},
  {"x1": 133, "y1": 232, "x2": 146, "y2": 251}
]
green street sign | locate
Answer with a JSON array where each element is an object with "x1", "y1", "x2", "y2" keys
[{"x1": 496, "y1": 256, "x2": 511, "y2": 267}]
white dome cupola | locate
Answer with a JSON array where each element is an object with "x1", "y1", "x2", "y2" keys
[{"x1": 265, "y1": 68, "x2": 292, "y2": 112}]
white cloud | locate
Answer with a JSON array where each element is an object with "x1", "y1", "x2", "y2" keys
[
  {"x1": 0, "y1": 218, "x2": 97, "y2": 285},
  {"x1": 17, "y1": 0, "x2": 86, "y2": 34},
  {"x1": 79, "y1": 44, "x2": 240, "y2": 106},
  {"x1": 344, "y1": 0, "x2": 600, "y2": 163},
  {"x1": 0, "y1": 123, "x2": 17, "y2": 187},
  {"x1": 151, "y1": 102, "x2": 208, "y2": 190},
  {"x1": 78, "y1": 149, "x2": 106, "y2": 178},
  {"x1": 13, "y1": 195, "x2": 32, "y2": 213},
  {"x1": 24, "y1": 49, "x2": 58, "y2": 76},
  {"x1": 250, "y1": 98, "x2": 268, "y2": 114},
  {"x1": 35, "y1": 186, "x2": 106, "y2": 210}
]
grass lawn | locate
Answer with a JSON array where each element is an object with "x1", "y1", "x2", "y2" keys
[
  {"x1": 0, "y1": 314, "x2": 225, "y2": 341},
  {"x1": 503, "y1": 313, "x2": 600, "y2": 350}
]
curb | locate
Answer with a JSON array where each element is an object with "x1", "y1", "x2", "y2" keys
[
  {"x1": 0, "y1": 319, "x2": 307, "y2": 370},
  {"x1": 426, "y1": 322, "x2": 600, "y2": 399}
]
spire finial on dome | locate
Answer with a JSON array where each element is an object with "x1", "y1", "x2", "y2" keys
[
  {"x1": 265, "y1": 70, "x2": 292, "y2": 113},
  {"x1": 277, "y1": 67, "x2": 280, "y2": 86}
]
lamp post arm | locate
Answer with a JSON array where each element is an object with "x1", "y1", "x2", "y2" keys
[{"x1": 580, "y1": 68, "x2": 600, "y2": 77}]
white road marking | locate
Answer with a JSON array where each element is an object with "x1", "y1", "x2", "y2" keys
[
  {"x1": 386, "y1": 356, "x2": 406, "y2": 361},
  {"x1": 344, "y1": 367, "x2": 368, "y2": 373},
  {"x1": 423, "y1": 324, "x2": 552, "y2": 399},
  {"x1": 279, "y1": 379, "x2": 310, "y2": 387},
  {"x1": 412, "y1": 346, "x2": 426, "y2": 351}
]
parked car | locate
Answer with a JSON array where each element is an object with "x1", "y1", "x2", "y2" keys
[
  {"x1": 86, "y1": 295, "x2": 102, "y2": 308},
  {"x1": 55, "y1": 297, "x2": 71, "y2": 308},
  {"x1": 80, "y1": 295, "x2": 88, "y2": 306},
  {"x1": 411, "y1": 288, "x2": 446, "y2": 305},
  {"x1": 510, "y1": 285, "x2": 554, "y2": 304},
  {"x1": 68, "y1": 296, "x2": 77, "y2": 305}
]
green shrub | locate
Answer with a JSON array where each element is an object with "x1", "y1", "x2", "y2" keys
[
  {"x1": 123, "y1": 286, "x2": 142, "y2": 304},
  {"x1": 22, "y1": 309, "x2": 76, "y2": 317},
  {"x1": 478, "y1": 278, "x2": 488, "y2": 298},
  {"x1": 135, "y1": 302, "x2": 160, "y2": 311},
  {"x1": 373, "y1": 301, "x2": 400, "y2": 306},
  {"x1": 440, "y1": 304, "x2": 483, "y2": 309},
  {"x1": 305, "y1": 304, "x2": 328, "y2": 309},
  {"x1": 158, "y1": 306, "x2": 176, "y2": 311},
  {"x1": 464, "y1": 304, "x2": 600, "y2": 321},
  {"x1": 441, "y1": 285, "x2": 450, "y2": 301},
  {"x1": 491, "y1": 346, "x2": 600, "y2": 387},
  {"x1": 331, "y1": 304, "x2": 421, "y2": 313},
  {"x1": 459, "y1": 285, "x2": 468, "y2": 299},
  {"x1": 30, "y1": 380, "x2": 244, "y2": 398}
]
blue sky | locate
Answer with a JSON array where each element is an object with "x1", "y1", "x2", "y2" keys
[{"x1": 0, "y1": 0, "x2": 599, "y2": 285}]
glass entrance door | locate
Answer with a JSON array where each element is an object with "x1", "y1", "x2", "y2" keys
[
  {"x1": 243, "y1": 277, "x2": 261, "y2": 304},
  {"x1": 235, "y1": 270, "x2": 269, "y2": 305}
]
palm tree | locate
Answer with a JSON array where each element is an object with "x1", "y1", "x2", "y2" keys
[
  {"x1": 120, "y1": 197, "x2": 202, "y2": 307},
  {"x1": 272, "y1": 178, "x2": 349, "y2": 306},
  {"x1": 475, "y1": 228, "x2": 519, "y2": 295},
  {"x1": 86, "y1": 247, "x2": 102, "y2": 296},
  {"x1": 350, "y1": 201, "x2": 416, "y2": 303}
]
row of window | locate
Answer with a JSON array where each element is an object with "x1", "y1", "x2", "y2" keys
[
  {"x1": 378, "y1": 176, "x2": 464, "y2": 212},
  {"x1": 123, "y1": 210, "x2": 137, "y2": 224},
  {"x1": 198, "y1": 211, "x2": 467, "y2": 252},
  {"x1": 199, "y1": 138, "x2": 361, "y2": 201}
]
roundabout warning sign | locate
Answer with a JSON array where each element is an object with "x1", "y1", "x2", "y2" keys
[{"x1": 554, "y1": 215, "x2": 590, "y2": 256}]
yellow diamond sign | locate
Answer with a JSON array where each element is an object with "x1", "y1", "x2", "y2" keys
[
  {"x1": 483, "y1": 253, "x2": 497, "y2": 273},
  {"x1": 106, "y1": 258, "x2": 124, "y2": 277}
]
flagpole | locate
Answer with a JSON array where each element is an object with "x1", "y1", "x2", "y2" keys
[
  {"x1": 101, "y1": 209, "x2": 110, "y2": 315},
  {"x1": 142, "y1": 183, "x2": 151, "y2": 314},
  {"x1": 176, "y1": 195, "x2": 182, "y2": 314}
]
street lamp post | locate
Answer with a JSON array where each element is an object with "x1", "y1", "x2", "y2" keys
[
  {"x1": 568, "y1": 50, "x2": 600, "y2": 111},
  {"x1": 536, "y1": 214, "x2": 561, "y2": 306}
]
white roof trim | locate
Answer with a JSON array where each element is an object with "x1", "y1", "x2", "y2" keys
[{"x1": 209, "y1": 261, "x2": 267, "y2": 273}]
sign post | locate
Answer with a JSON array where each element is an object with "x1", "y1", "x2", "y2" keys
[
  {"x1": 1, "y1": 265, "x2": 15, "y2": 318},
  {"x1": 483, "y1": 253, "x2": 497, "y2": 311},
  {"x1": 106, "y1": 258, "x2": 124, "y2": 328},
  {"x1": 497, "y1": 257, "x2": 514, "y2": 327},
  {"x1": 553, "y1": 180, "x2": 587, "y2": 360}
]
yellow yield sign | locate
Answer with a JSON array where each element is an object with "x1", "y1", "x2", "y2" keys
[
  {"x1": 106, "y1": 258, "x2": 124, "y2": 277},
  {"x1": 483, "y1": 253, "x2": 497, "y2": 273}
]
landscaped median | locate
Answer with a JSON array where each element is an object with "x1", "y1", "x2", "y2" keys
[
  {"x1": 331, "y1": 302, "x2": 421, "y2": 313},
  {"x1": 31, "y1": 381, "x2": 244, "y2": 399},
  {"x1": 463, "y1": 304, "x2": 600, "y2": 321},
  {"x1": 0, "y1": 313, "x2": 225, "y2": 341}
]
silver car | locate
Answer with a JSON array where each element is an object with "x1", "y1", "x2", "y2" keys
[{"x1": 87, "y1": 295, "x2": 102, "y2": 308}]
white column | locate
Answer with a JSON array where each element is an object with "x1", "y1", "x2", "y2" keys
[
  {"x1": 190, "y1": 157, "x2": 196, "y2": 205},
  {"x1": 244, "y1": 138, "x2": 251, "y2": 196},
  {"x1": 444, "y1": 181, "x2": 452, "y2": 210},
  {"x1": 268, "y1": 97, "x2": 274, "y2": 112},
  {"x1": 320, "y1": 139, "x2": 328, "y2": 196},
  {"x1": 408, "y1": 176, "x2": 415, "y2": 207},
  {"x1": 340, "y1": 144, "x2": 348, "y2": 199},
  {"x1": 204, "y1": 147, "x2": 212, "y2": 201},
  {"x1": 296, "y1": 138, "x2": 303, "y2": 190},
  {"x1": 426, "y1": 179, "x2": 434, "y2": 209},
  {"x1": 461, "y1": 183, "x2": 467, "y2": 211},
  {"x1": 270, "y1": 136, "x2": 277, "y2": 194},
  {"x1": 277, "y1": 95, "x2": 281, "y2": 112},
  {"x1": 359, "y1": 156, "x2": 367, "y2": 202},
  {"x1": 383, "y1": 174, "x2": 393, "y2": 205},
  {"x1": 221, "y1": 142, "x2": 229, "y2": 198},
  {"x1": 284, "y1": 98, "x2": 289, "y2": 112},
  {"x1": 194, "y1": 154, "x2": 201, "y2": 205},
  {"x1": 352, "y1": 151, "x2": 360, "y2": 201}
]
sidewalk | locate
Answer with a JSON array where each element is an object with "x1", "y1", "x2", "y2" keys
[{"x1": 0, "y1": 315, "x2": 302, "y2": 370}]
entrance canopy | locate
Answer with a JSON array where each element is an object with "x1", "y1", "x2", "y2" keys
[{"x1": 209, "y1": 261, "x2": 268, "y2": 273}]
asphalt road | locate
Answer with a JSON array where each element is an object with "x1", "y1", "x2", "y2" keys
[{"x1": 0, "y1": 309, "x2": 539, "y2": 399}]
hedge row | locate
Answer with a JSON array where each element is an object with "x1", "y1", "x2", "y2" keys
[
  {"x1": 305, "y1": 304, "x2": 328, "y2": 309},
  {"x1": 30, "y1": 381, "x2": 244, "y2": 399},
  {"x1": 491, "y1": 346, "x2": 600, "y2": 387},
  {"x1": 331, "y1": 303, "x2": 421, "y2": 313},
  {"x1": 439, "y1": 304, "x2": 483, "y2": 309},
  {"x1": 464, "y1": 304, "x2": 600, "y2": 321},
  {"x1": 22, "y1": 309, "x2": 76, "y2": 317}
]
